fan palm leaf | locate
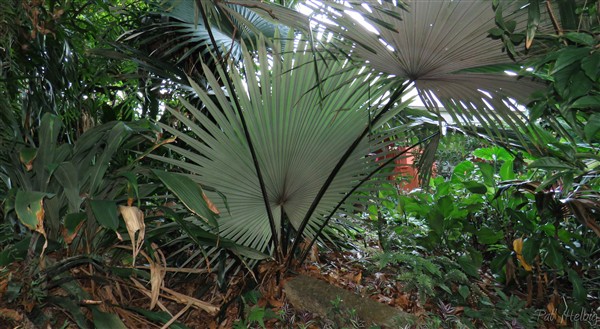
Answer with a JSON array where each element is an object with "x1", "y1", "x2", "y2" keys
[
  {"x1": 241, "y1": 1, "x2": 555, "y2": 145},
  {"x1": 121, "y1": 1, "x2": 289, "y2": 71},
  {"x1": 151, "y1": 34, "x2": 411, "y2": 258}
]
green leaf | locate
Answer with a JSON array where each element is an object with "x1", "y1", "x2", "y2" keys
[
  {"x1": 127, "y1": 307, "x2": 191, "y2": 329},
  {"x1": 15, "y1": 190, "x2": 53, "y2": 231},
  {"x1": 90, "y1": 200, "x2": 119, "y2": 231},
  {"x1": 544, "y1": 239, "x2": 564, "y2": 270},
  {"x1": 64, "y1": 212, "x2": 87, "y2": 234},
  {"x1": 88, "y1": 122, "x2": 132, "y2": 196},
  {"x1": 427, "y1": 210, "x2": 445, "y2": 236},
  {"x1": 526, "y1": 0, "x2": 540, "y2": 48},
  {"x1": 54, "y1": 162, "x2": 81, "y2": 213},
  {"x1": 581, "y1": 52, "x2": 600, "y2": 81},
  {"x1": 458, "y1": 285, "x2": 470, "y2": 300},
  {"x1": 47, "y1": 296, "x2": 90, "y2": 329},
  {"x1": 437, "y1": 196, "x2": 454, "y2": 218},
  {"x1": 528, "y1": 157, "x2": 577, "y2": 171},
  {"x1": 571, "y1": 95, "x2": 600, "y2": 109},
  {"x1": 490, "y1": 250, "x2": 511, "y2": 275},
  {"x1": 552, "y1": 47, "x2": 589, "y2": 74},
  {"x1": 153, "y1": 170, "x2": 218, "y2": 227},
  {"x1": 91, "y1": 307, "x2": 127, "y2": 329},
  {"x1": 499, "y1": 160, "x2": 515, "y2": 180},
  {"x1": 476, "y1": 162, "x2": 494, "y2": 186},
  {"x1": 458, "y1": 255, "x2": 479, "y2": 277},
  {"x1": 463, "y1": 181, "x2": 487, "y2": 194},
  {"x1": 247, "y1": 306, "x2": 267, "y2": 329},
  {"x1": 567, "y1": 269, "x2": 586, "y2": 304},
  {"x1": 584, "y1": 113, "x2": 600, "y2": 141},
  {"x1": 477, "y1": 227, "x2": 503, "y2": 245},
  {"x1": 473, "y1": 147, "x2": 513, "y2": 161},
  {"x1": 488, "y1": 27, "x2": 504, "y2": 37},
  {"x1": 522, "y1": 237, "x2": 540, "y2": 264},
  {"x1": 19, "y1": 148, "x2": 37, "y2": 170},
  {"x1": 563, "y1": 32, "x2": 595, "y2": 46},
  {"x1": 452, "y1": 161, "x2": 475, "y2": 182}
]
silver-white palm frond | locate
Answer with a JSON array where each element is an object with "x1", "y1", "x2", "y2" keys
[
  {"x1": 344, "y1": 0, "x2": 551, "y2": 144},
  {"x1": 242, "y1": 1, "x2": 552, "y2": 146},
  {"x1": 152, "y1": 34, "x2": 411, "y2": 256}
]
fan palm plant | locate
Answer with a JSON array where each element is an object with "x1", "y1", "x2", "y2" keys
[{"x1": 150, "y1": 32, "x2": 426, "y2": 266}]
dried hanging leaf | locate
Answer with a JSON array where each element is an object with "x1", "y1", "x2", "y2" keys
[
  {"x1": 513, "y1": 238, "x2": 533, "y2": 271},
  {"x1": 149, "y1": 244, "x2": 166, "y2": 310},
  {"x1": 547, "y1": 293, "x2": 567, "y2": 325},
  {"x1": 118, "y1": 205, "x2": 145, "y2": 264},
  {"x1": 202, "y1": 192, "x2": 220, "y2": 214}
]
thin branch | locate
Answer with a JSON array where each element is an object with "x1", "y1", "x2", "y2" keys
[{"x1": 195, "y1": 0, "x2": 280, "y2": 260}]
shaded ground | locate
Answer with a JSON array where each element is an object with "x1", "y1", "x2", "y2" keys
[{"x1": 0, "y1": 238, "x2": 589, "y2": 328}]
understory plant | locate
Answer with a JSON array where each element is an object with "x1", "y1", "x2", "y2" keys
[{"x1": 369, "y1": 143, "x2": 599, "y2": 327}]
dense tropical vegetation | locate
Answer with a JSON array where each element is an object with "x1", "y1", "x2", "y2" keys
[{"x1": 1, "y1": 0, "x2": 598, "y2": 328}]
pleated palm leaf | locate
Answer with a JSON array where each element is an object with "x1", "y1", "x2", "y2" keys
[
  {"x1": 241, "y1": 1, "x2": 554, "y2": 145},
  {"x1": 151, "y1": 35, "x2": 413, "y2": 262},
  {"x1": 343, "y1": 1, "x2": 545, "y2": 139},
  {"x1": 120, "y1": 0, "x2": 289, "y2": 73}
]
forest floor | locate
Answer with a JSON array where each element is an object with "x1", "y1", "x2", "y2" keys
[{"x1": 0, "y1": 233, "x2": 588, "y2": 328}]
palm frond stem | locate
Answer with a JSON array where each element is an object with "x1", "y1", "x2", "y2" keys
[
  {"x1": 196, "y1": 0, "x2": 280, "y2": 261},
  {"x1": 296, "y1": 131, "x2": 440, "y2": 266},
  {"x1": 285, "y1": 81, "x2": 411, "y2": 268}
]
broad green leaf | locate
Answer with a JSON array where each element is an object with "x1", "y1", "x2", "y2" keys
[
  {"x1": 34, "y1": 114, "x2": 62, "y2": 190},
  {"x1": 552, "y1": 47, "x2": 589, "y2": 74},
  {"x1": 477, "y1": 227, "x2": 503, "y2": 245},
  {"x1": 571, "y1": 95, "x2": 600, "y2": 109},
  {"x1": 458, "y1": 285, "x2": 470, "y2": 299},
  {"x1": 63, "y1": 212, "x2": 86, "y2": 244},
  {"x1": 463, "y1": 181, "x2": 487, "y2": 194},
  {"x1": 15, "y1": 190, "x2": 53, "y2": 231},
  {"x1": 19, "y1": 148, "x2": 37, "y2": 171},
  {"x1": 427, "y1": 210, "x2": 444, "y2": 236},
  {"x1": 47, "y1": 296, "x2": 89, "y2": 329},
  {"x1": 90, "y1": 200, "x2": 119, "y2": 231},
  {"x1": 476, "y1": 162, "x2": 494, "y2": 187},
  {"x1": 563, "y1": 32, "x2": 595, "y2": 46},
  {"x1": 437, "y1": 196, "x2": 454, "y2": 218},
  {"x1": 153, "y1": 170, "x2": 218, "y2": 227},
  {"x1": 499, "y1": 160, "x2": 515, "y2": 180},
  {"x1": 490, "y1": 249, "x2": 511, "y2": 275},
  {"x1": 458, "y1": 255, "x2": 479, "y2": 277},
  {"x1": 473, "y1": 147, "x2": 513, "y2": 162},
  {"x1": 452, "y1": 161, "x2": 475, "y2": 182}
]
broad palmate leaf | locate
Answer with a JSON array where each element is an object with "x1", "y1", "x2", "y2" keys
[{"x1": 152, "y1": 34, "x2": 408, "y2": 256}]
